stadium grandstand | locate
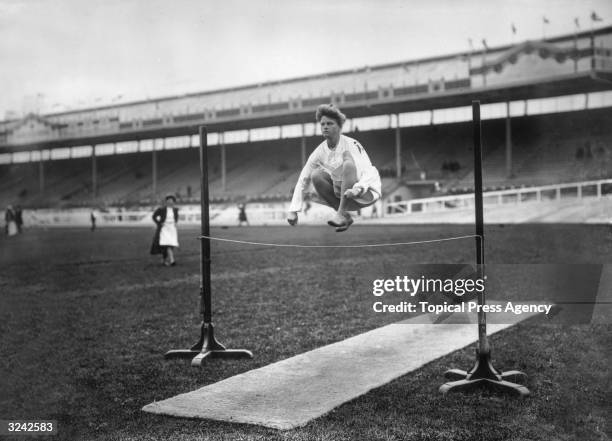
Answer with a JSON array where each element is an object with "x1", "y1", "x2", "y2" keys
[{"x1": 1, "y1": 26, "x2": 611, "y2": 224}]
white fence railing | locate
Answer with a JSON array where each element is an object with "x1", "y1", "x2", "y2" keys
[
  {"x1": 384, "y1": 179, "x2": 612, "y2": 216},
  {"x1": 20, "y1": 203, "x2": 323, "y2": 228},
  {"x1": 10, "y1": 178, "x2": 612, "y2": 228}
]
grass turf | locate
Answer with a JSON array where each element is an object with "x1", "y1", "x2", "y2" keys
[{"x1": 0, "y1": 224, "x2": 611, "y2": 440}]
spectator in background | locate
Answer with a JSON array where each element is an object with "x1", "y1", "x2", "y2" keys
[
  {"x1": 287, "y1": 104, "x2": 381, "y2": 232},
  {"x1": 5, "y1": 205, "x2": 17, "y2": 236},
  {"x1": 90, "y1": 209, "x2": 97, "y2": 231},
  {"x1": 150, "y1": 195, "x2": 179, "y2": 266},
  {"x1": 237, "y1": 203, "x2": 249, "y2": 226},
  {"x1": 585, "y1": 141, "x2": 593, "y2": 159},
  {"x1": 14, "y1": 205, "x2": 23, "y2": 233}
]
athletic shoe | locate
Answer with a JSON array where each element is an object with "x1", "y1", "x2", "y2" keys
[
  {"x1": 327, "y1": 212, "x2": 351, "y2": 228},
  {"x1": 335, "y1": 216, "x2": 354, "y2": 232}
]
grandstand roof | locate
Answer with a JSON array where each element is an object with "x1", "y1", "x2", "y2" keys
[
  {"x1": 11, "y1": 69, "x2": 607, "y2": 152},
  {"x1": 1, "y1": 25, "x2": 611, "y2": 151},
  {"x1": 40, "y1": 25, "x2": 612, "y2": 119}
]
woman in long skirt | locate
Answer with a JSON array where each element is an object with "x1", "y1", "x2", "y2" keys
[
  {"x1": 5, "y1": 205, "x2": 18, "y2": 237},
  {"x1": 150, "y1": 195, "x2": 179, "y2": 266}
]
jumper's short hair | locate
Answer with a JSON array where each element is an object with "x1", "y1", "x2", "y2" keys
[
  {"x1": 315, "y1": 104, "x2": 346, "y2": 127},
  {"x1": 165, "y1": 194, "x2": 177, "y2": 202}
]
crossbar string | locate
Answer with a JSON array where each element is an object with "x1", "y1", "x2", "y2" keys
[{"x1": 198, "y1": 234, "x2": 481, "y2": 248}]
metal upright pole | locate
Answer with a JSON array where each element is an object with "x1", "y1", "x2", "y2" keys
[
  {"x1": 200, "y1": 127, "x2": 213, "y2": 324},
  {"x1": 472, "y1": 102, "x2": 488, "y2": 356},
  {"x1": 439, "y1": 101, "x2": 529, "y2": 396},
  {"x1": 164, "y1": 126, "x2": 253, "y2": 366}
]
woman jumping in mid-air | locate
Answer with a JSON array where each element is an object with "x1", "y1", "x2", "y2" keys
[{"x1": 287, "y1": 104, "x2": 381, "y2": 232}]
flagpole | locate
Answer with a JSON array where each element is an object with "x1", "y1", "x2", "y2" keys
[
  {"x1": 542, "y1": 16, "x2": 550, "y2": 40},
  {"x1": 481, "y1": 39, "x2": 487, "y2": 87},
  {"x1": 574, "y1": 18, "x2": 579, "y2": 73},
  {"x1": 590, "y1": 14, "x2": 595, "y2": 70},
  {"x1": 467, "y1": 38, "x2": 473, "y2": 78}
]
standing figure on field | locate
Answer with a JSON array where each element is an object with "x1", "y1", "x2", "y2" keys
[
  {"x1": 287, "y1": 104, "x2": 381, "y2": 232},
  {"x1": 150, "y1": 195, "x2": 179, "y2": 266},
  {"x1": 14, "y1": 205, "x2": 23, "y2": 233},
  {"x1": 237, "y1": 203, "x2": 249, "y2": 226},
  {"x1": 5, "y1": 205, "x2": 17, "y2": 236},
  {"x1": 90, "y1": 209, "x2": 97, "y2": 232}
]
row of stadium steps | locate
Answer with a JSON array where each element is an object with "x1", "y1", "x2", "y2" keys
[
  {"x1": 92, "y1": 154, "x2": 154, "y2": 204},
  {"x1": 403, "y1": 123, "x2": 477, "y2": 182},
  {"x1": 119, "y1": 149, "x2": 203, "y2": 204},
  {"x1": 451, "y1": 139, "x2": 534, "y2": 190},
  {"x1": 49, "y1": 159, "x2": 95, "y2": 203},
  {"x1": 1, "y1": 108, "x2": 610, "y2": 208},
  {"x1": 259, "y1": 170, "x2": 301, "y2": 198},
  {"x1": 63, "y1": 153, "x2": 150, "y2": 204},
  {"x1": 508, "y1": 111, "x2": 610, "y2": 186},
  {"x1": 0, "y1": 158, "x2": 90, "y2": 207},
  {"x1": 210, "y1": 142, "x2": 299, "y2": 198},
  {"x1": 113, "y1": 138, "x2": 313, "y2": 203},
  {"x1": 451, "y1": 108, "x2": 612, "y2": 190},
  {"x1": 510, "y1": 133, "x2": 612, "y2": 186},
  {"x1": 0, "y1": 163, "x2": 37, "y2": 203}
]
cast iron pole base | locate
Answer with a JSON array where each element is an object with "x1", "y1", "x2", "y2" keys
[
  {"x1": 165, "y1": 322, "x2": 253, "y2": 367},
  {"x1": 439, "y1": 349, "x2": 529, "y2": 397}
]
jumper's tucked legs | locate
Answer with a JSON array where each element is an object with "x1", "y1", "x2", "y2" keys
[
  {"x1": 336, "y1": 151, "x2": 358, "y2": 215},
  {"x1": 311, "y1": 169, "x2": 339, "y2": 210},
  {"x1": 312, "y1": 152, "x2": 375, "y2": 231}
]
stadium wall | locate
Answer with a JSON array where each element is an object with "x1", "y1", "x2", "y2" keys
[{"x1": 7, "y1": 179, "x2": 611, "y2": 229}]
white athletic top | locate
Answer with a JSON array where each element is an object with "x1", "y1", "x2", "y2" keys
[{"x1": 289, "y1": 135, "x2": 381, "y2": 212}]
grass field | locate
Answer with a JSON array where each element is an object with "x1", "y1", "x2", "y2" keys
[{"x1": 1, "y1": 224, "x2": 611, "y2": 441}]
